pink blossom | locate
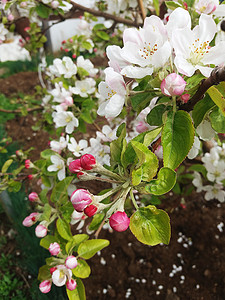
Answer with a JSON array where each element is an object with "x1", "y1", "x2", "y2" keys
[
  {"x1": 66, "y1": 279, "x2": 77, "y2": 291},
  {"x1": 35, "y1": 224, "x2": 48, "y2": 238},
  {"x1": 25, "y1": 159, "x2": 31, "y2": 169},
  {"x1": 80, "y1": 154, "x2": 96, "y2": 170},
  {"x1": 39, "y1": 280, "x2": 52, "y2": 293},
  {"x1": 70, "y1": 189, "x2": 92, "y2": 212},
  {"x1": 84, "y1": 204, "x2": 97, "y2": 217},
  {"x1": 136, "y1": 121, "x2": 149, "y2": 133},
  {"x1": 50, "y1": 267, "x2": 57, "y2": 275},
  {"x1": 181, "y1": 93, "x2": 190, "y2": 103},
  {"x1": 28, "y1": 192, "x2": 39, "y2": 202},
  {"x1": 109, "y1": 211, "x2": 130, "y2": 232},
  {"x1": 161, "y1": 73, "x2": 187, "y2": 97},
  {"x1": 69, "y1": 159, "x2": 82, "y2": 173},
  {"x1": 27, "y1": 174, "x2": 33, "y2": 180},
  {"x1": 22, "y1": 212, "x2": 39, "y2": 227},
  {"x1": 24, "y1": 27, "x2": 31, "y2": 32},
  {"x1": 51, "y1": 1, "x2": 59, "y2": 8},
  {"x1": 8, "y1": 14, "x2": 14, "y2": 21},
  {"x1": 65, "y1": 256, "x2": 78, "y2": 269},
  {"x1": 49, "y1": 242, "x2": 61, "y2": 256}
]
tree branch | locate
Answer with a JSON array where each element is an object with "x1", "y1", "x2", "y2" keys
[
  {"x1": 0, "y1": 107, "x2": 43, "y2": 114},
  {"x1": 179, "y1": 66, "x2": 225, "y2": 112},
  {"x1": 137, "y1": 0, "x2": 146, "y2": 20},
  {"x1": 49, "y1": 2, "x2": 142, "y2": 28}
]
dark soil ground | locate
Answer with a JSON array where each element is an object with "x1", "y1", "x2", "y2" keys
[{"x1": 1, "y1": 71, "x2": 225, "y2": 300}]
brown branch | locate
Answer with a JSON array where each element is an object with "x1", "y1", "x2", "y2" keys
[
  {"x1": 179, "y1": 66, "x2": 225, "y2": 112},
  {"x1": 0, "y1": 107, "x2": 43, "y2": 113},
  {"x1": 137, "y1": 0, "x2": 146, "y2": 20},
  {"x1": 49, "y1": 2, "x2": 142, "y2": 28}
]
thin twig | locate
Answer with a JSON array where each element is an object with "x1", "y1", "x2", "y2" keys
[
  {"x1": 0, "y1": 107, "x2": 43, "y2": 113},
  {"x1": 137, "y1": 0, "x2": 146, "y2": 20}
]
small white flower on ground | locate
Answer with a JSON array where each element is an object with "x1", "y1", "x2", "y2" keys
[
  {"x1": 204, "y1": 184, "x2": 225, "y2": 202},
  {"x1": 70, "y1": 78, "x2": 96, "y2": 98},
  {"x1": 68, "y1": 137, "x2": 88, "y2": 157},
  {"x1": 53, "y1": 111, "x2": 78, "y2": 134},
  {"x1": 47, "y1": 155, "x2": 65, "y2": 181},
  {"x1": 188, "y1": 137, "x2": 201, "y2": 159},
  {"x1": 49, "y1": 57, "x2": 77, "y2": 78},
  {"x1": 97, "y1": 67, "x2": 126, "y2": 118}
]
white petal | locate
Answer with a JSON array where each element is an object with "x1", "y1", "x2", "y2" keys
[{"x1": 121, "y1": 65, "x2": 153, "y2": 78}]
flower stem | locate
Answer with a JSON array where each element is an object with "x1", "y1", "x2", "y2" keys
[{"x1": 130, "y1": 189, "x2": 139, "y2": 210}]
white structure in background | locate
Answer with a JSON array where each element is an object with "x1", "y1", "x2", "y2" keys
[{"x1": 0, "y1": 35, "x2": 30, "y2": 62}]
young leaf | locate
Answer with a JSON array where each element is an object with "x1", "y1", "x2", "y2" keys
[
  {"x1": 40, "y1": 235, "x2": 58, "y2": 250},
  {"x1": 78, "y1": 239, "x2": 110, "y2": 259},
  {"x1": 162, "y1": 110, "x2": 194, "y2": 169},
  {"x1": 207, "y1": 85, "x2": 225, "y2": 116},
  {"x1": 145, "y1": 167, "x2": 176, "y2": 195},
  {"x1": 110, "y1": 123, "x2": 127, "y2": 165},
  {"x1": 129, "y1": 205, "x2": 171, "y2": 246},
  {"x1": 1, "y1": 159, "x2": 13, "y2": 173},
  {"x1": 209, "y1": 107, "x2": 225, "y2": 133},
  {"x1": 192, "y1": 94, "x2": 215, "y2": 127},
  {"x1": 66, "y1": 234, "x2": 89, "y2": 254},
  {"x1": 50, "y1": 176, "x2": 73, "y2": 204},
  {"x1": 66, "y1": 278, "x2": 86, "y2": 300},
  {"x1": 56, "y1": 218, "x2": 72, "y2": 241},
  {"x1": 147, "y1": 104, "x2": 167, "y2": 126},
  {"x1": 72, "y1": 260, "x2": 91, "y2": 278}
]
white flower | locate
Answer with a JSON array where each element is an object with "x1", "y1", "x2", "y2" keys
[
  {"x1": 196, "y1": 120, "x2": 215, "y2": 141},
  {"x1": 50, "y1": 136, "x2": 68, "y2": 153},
  {"x1": 47, "y1": 155, "x2": 65, "y2": 181},
  {"x1": 165, "y1": 8, "x2": 191, "y2": 39},
  {"x1": 119, "y1": 15, "x2": 171, "y2": 78},
  {"x1": 52, "y1": 265, "x2": 72, "y2": 287},
  {"x1": 97, "y1": 67, "x2": 126, "y2": 118},
  {"x1": 206, "y1": 161, "x2": 225, "y2": 183},
  {"x1": 172, "y1": 14, "x2": 225, "y2": 77},
  {"x1": 53, "y1": 111, "x2": 79, "y2": 134},
  {"x1": 96, "y1": 125, "x2": 117, "y2": 142},
  {"x1": 49, "y1": 57, "x2": 77, "y2": 78},
  {"x1": 204, "y1": 184, "x2": 225, "y2": 202},
  {"x1": 0, "y1": 36, "x2": 30, "y2": 62},
  {"x1": 188, "y1": 136, "x2": 201, "y2": 159},
  {"x1": 50, "y1": 82, "x2": 72, "y2": 104},
  {"x1": 194, "y1": 0, "x2": 219, "y2": 14},
  {"x1": 70, "y1": 78, "x2": 96, "y2": 98},
  {"x1": 0, "y1": 24, "x2": 8, "y2": 41},
  {"x1": 68, "y1": 137, "x2": 88, "y2": 157},
  {"x1": 202, "y1": 150, "x2": 219, "y2": 169},
  {"x1": 84, "y1": 137, "x2": 110, "y2": 166},
  {"x1": 77, "y1": 56, "x2": 98, "y2": 76},
  {"x1": 192, "y1": 171, "x2": 204, "y2": 193}
]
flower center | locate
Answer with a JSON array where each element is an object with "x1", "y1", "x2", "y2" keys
[
  {"x1": 139, "y1": 42, "x2": 158, "y2": 60},
  {"x1": 107, "y1": 89, "x2": 116, "y2": 100},
  {"x1": 66, "y1": 116, "x2": 72, "y2": 123},
  {"x1": 189, "y1": 39, "x2": 210, "y2": 65}
]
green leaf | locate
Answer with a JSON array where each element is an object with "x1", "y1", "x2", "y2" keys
[
  {"x1": 41, "y1": 175, "x2": 52, "y2": 188},
  {"x1": 145, "y1": 167, "x2": 176, "y2": 195},
  {"x1": 143, "y1": 127, "x2": 162, "y2": 147},
  {"x1": 88, "y1": 214, "x2": 105, "y2": 231},
  {"x1": 40, "y1": 235, "x2": 58, "y2": 250},
  {"x1": 8, "y1": 180, "x2": 22, "y2": 192},
  {"x1": 110, "y1": 123, "x2": 127, "y2": 165},
  {"x1": 1, "y1": 159, "x2": 13, "y2": 173},
  {"x1": 188, "y1": 164, "x2": 207, "y2": 178},
  {"x1": 129, "y1": 205, "x2": 171, "y2": 246},
  {"x1": 165, "y1": 1, "x2": 182, "y2": 10},
  {"x1": 72, "y1": 260, "x2": 91, "y2": 278},
  {"x1": 66, "y1": 234, "x2": 89, "y2": 254},
  {"x1": 38, "y1": 265, "x2": 50, "y2": 281},
  {"x1": 207, "y1": 85, "x2": 225, "y2": 116},
  {"x1": 56, "y1": 218, "x2": 72, "y2": 241},
  {"x1": 153, "y1": 0, "x2": 159, "y2": 15},
  {"x1": 96, "y1": 31, "x2": 110, "y2": 41},
  {"x1": 130, "y1": 141, "x2": 159, "y2": 183},
  {"x1": 66, "y1": 278, "x2": 86, "y2": 300},
  {"x1": 131, "y1": 92, "x2": 155, "y2": 114},
  {"x1": 81, "y1": 41, "x2": 92, "y2": 50},
  {"x1": 147, "y1": 104, "x2": 167, "y2": 126},
  {"x1": 132, "y1": 167, "x2": 143, "y2": 186},
  {"x1": 78, "y1": 239, "x2": 110, "y2": 259},
  {"x1": 209, "y1": 106, "x2": 225, "y2": 133},
  {"x1": 39, "y1": 188, "x2": 49, "y2": 204},
  {"x1": 162, "y1": 110, "x2": 194, "y2": 169},
  {"x1": 41, "y1": 149, "x2": 57, "y2": 159},
  {"x1": 192, "y1": 94, "x2": 215, "y2": 127},
  {"x1": 50, "y1": 176, "x2": 73, "y2": 204},
  {"x1": 39, "y1": 203, "x2": 52, "y2": 221},
  {"x1": 35, "y1": 3, "x2": 51, "y2": 18}
]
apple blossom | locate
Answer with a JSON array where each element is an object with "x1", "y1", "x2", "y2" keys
[
  {"x1": 68, "y1": 137, "x2": 88, "y2": 157},
  {"x1": 69, "y1": 159, "x2": 83, "y2": 173},
  {"x1": 84, "y1": 204, "x2": 98, "y2": 217},
  {"x1": 49, "y1": 57, "x2": 77, "y2": 78},
  {"x1": 97, "y1": 67, "x2": 126, "y2": 118},
  {"x1": 206, "y1": 161, "x2": 225, "y2": 184},
  {"x1": 53, "y1": 111, "x2": 79, "y2": 134},
  {"x1": 50, "y1": 136, "x2": 68, "y2": 153},
  {"x1": 50, "y1": 82, "x2": 72, "y2": 104},
  {"x1": 66, "y1": 279, "x2": 77, "y2": 291},
  {"x1": 65, "y1": 256, "x2": 78, "y2": 269},
  {"x1": 35, "y1": 224, "x2": 48, "y2": 238},
  {"x1": 51, "y1": 1, "x2": 59, "y2": 8},
  {"x1": 22, "y1": 212, "x2": 40, "y2": 227},
  {"x1": 194, "y1": 0, "x2": 219, "y2": 14},
  {"x1": 109, "y1": 211, "x2": 130, "y2": 232},
  {"x1": 51, "y1": 265, "x2": 72, "y2": 287},
  {"x1": 80, "y1": 154, "x2": 96, "y2": 170},
  {"x1": 196, "y1": 120, "x2": 215, "y2": 141},
  {"x1": 49, "y1": 242, "x2": 61, "y2": 256},
  {"x1": 192, "y1": 171, "x2": 204, "y2": 193},
  {"x1": 172, "y1": 13, "x2": 225, "y2": 77},
  {"x1": 96, "y1": 125, "x2": 117, "y2": 142},
  {"x1": 187, "y1": 137, "x2": 201, "y2": 159},
  {"x1": 70, "y1": 78, "x2": 96, "y2": 98},
  {"x1": 160, "y1": 73, "x2": 187, "y2": 97},
  {"x1": 0, "y1": 24, "x2": 8, "y2": 41},
  {"x1": 204, "y1": 184, "x2": 225, "y2": 202},
  {"x1": 70, "y1": 210, "x2": 84, "y2": 225},
  {"x1": 70, "y1": 189, "x2": 92, "y2": 212},
  {"x1": 77, "y1": 56, "x2": 98, "y2": 76},
  {"x1": 28, "y1": 192, "x2": 39, "y2": 202},
  {"x1": 83, "y1": 137, "x2": 110, "y2": 166},
  {"x1": 39, "y1": 280, "x2": 52, "y2": 293},
  {"x1": 47, "y1": 155, "x2": 65, "y2": 181}
]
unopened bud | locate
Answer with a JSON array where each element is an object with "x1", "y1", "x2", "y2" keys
[
  {"x1": 84, "y1": 204, "x2": 97, "y2": 217},
  {"x1": 109, "y1": 211, "x2": 130, "y2": 232},
  {"x1": 80, "y1": 154, "x2": 96, "y2": 170},
  {"x1": 22, "y1": 212, "x2": 39, "y2": 227},
  {"x1": 161, "y1": 73, "x2": 186, "y2": 97},
  {"x1": 69, "y1": 159, "x2": 82, "y2": 173},
  {"x1": 66, "y1": 279, "x2": 77, "y2": 291},
  {"x1": 28, "y1": 192, "x2": 39, "y2": 202},
  {"x1": 65, "y1": 256, "x2": 78, "y2": 269},
  {"x1": 51, "y1": 1, "x2": 59, "y2": 8},
  {"x1": 70, "y1": 189, "x2": 92, "y2": 212},
  {"x1": 39, "y1": 280, "x2": 52, "y2": 293},
  {"x1": 49, "y1": 242, "x2": 61, "y2": 256},
  {"x1": 35, "y1": 224, "x2": 48, "y2": 238}
]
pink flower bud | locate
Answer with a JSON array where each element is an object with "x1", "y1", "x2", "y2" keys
[
  {"x1": 80, "y1": 154, "x2": 96, "y2": 170},
  {"x1": 93, "y1": 48, "x2": 97, "y2": 52},
  {"x1": 181, "y1": 93, "x2": 190, "y2": 103},
  {"x1": 25, "y1": 159, "x2": 31, "y2": 169},
  {"x1": 69, "y1": 38, "x2": 73, "y2": 43},
  {"x1": 136, "y1": 121, "x2": 149, "y2": 133},
  {"x1": 49, "y1": 242, "x2": 61, "y2": 256},
  {"x1": 61, "y1": 40, "x2": 66, "y2": 44},
  {"x1": 27, "y1": 174, "x2": 33, "y2": 180},
  {"x1": 35, "y1": 224, "x2": 48, "y2": 238},
  {"x1": 161, "y1": 73, "x2": 186, "y2": 97},
  {"x1": 24, "y1": 27, "x2": 31, "y2": 32},
  {"x1": 69, "y1": 159, "x2": 82, "y2": 173},
  {"x1": 84, "y1": 204, "x2": 97, "y2": 217},
  {"x1": 28, "y1": 192, "x2": 39, "y2": 202},
  {"x1": 65, "y1": 256, "x2": 78, "y2": 269},
  {"x1": 22, "y1": 212, "x2": 39, "y2": 227},
  {"x1": 64, "y1": 48, "x2": 69, "y2": 53},
  {"x1": 66, "y1": 279, "x2": 77, "y2": 291},
  {"x1": 70, "y1": 189, "x2": 92, "y2": 212},
  {"x1": 51, "y1": 1, "x2": 59, "y2": 8},
  {"x1": 183, "y1": 2, "x2": 188, "y2": 9},
  {"x1": 64, "y1": 97, "x2": 73, "y2": 106},
  {"x1": 39, "y1": 280, "x2": 52, "y2": 293},
  {"x1": 72, "y1": 54, "x2": 77, "y2": 59},
  {"x1": 8, "y1": 14, "x2": 14, "y2": 21},
  {"x1": 76, "y1": 171, "x2": 85, "y2": 179},
  {"x1": 50, "y1": 267, "x2": 57, "y2": 275},
  {"x1": 20, "y1": 2, "x2": 27, "y2": 8},
  {"x1": 109, "y1": 211, "x2": 130, "y2": 232}
]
